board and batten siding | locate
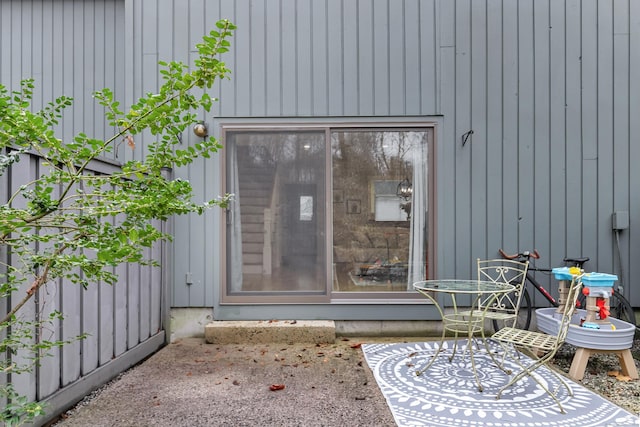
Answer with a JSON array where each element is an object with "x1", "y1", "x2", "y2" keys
[
  {"x1": 131, "y1": 0, "x2": 639, "y2": 309},
  {"x1": 2, "y1": 1, "x2": 639, "y2": 312},
  {"x1": 0, "y1": 1, "x2": 167, "y2": 424}
]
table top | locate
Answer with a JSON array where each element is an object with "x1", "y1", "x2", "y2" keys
[{"x1": 413, "y1": 279, "x2": 514, "y2": 294}]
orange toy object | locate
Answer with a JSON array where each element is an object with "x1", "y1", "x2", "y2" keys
[{"x1": 596, "y1": 298, "x2": 610, "y2": 320}]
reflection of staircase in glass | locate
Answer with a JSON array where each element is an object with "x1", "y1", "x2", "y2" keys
[{"x1": 239, "y1": 168, "x2": 275, "y2": 275}]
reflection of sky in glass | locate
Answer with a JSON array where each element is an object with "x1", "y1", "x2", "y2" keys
[{"x1": 300, "y1": 196, "x2": 313, "y2": 221}]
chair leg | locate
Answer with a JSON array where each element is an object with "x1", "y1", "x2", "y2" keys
[
  {"x1": 482, "y1": 337, "x2": 512, "y2": 375},
  {"x1": 495, "y1": 347, "x2": 572, "y2": 414}
]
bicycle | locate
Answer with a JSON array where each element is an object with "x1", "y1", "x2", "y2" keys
[{"x1": 497, "y1": 249, "x2": 637, "y2": 333}]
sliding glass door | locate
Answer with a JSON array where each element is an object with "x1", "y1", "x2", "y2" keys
[{"x1": 223, "y1": 125, "x2": 431, "y2": 302}]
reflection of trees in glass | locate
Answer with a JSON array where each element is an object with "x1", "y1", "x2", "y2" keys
[
  {"x1": 332, "y1": 131, "x2": 422, "y2": 183},
  {"x1": 331, "y1": 130, "x2": 427, "y2": 248},
  {"x1": 235, "y1": 132, "x2": 324, "y2": 184}
]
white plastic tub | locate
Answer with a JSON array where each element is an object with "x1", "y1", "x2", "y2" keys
[{"x1": 535, "y1": 307, "x2": 635, "y2": 350}]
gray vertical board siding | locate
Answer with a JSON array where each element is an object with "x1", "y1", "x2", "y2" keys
[
  {"x1": 453, "y1": 0, "x2": 472, "y2": 280},
  {"x1": 343, "y1": 0, "x2": 359, "y2": 115},
  {"x1": 281, "y1": 0, "x2": 297, "y2": 115},
  {"x1": 531, "y1": 0, "x2": 551, "y2": 280},
  {"x1": 150, "y1": 230, "x2": 163, "y2": 334},
  {"x1": 234, "y1": 0, "x2": 252, "y2": 116},
  {"x1": 99, "y1": 268, "x2": 115, "y2": 366},
  {"x1": 0, "y1": 2, "x2": 11, "y2": 87},
  {"x1": 405, "y1": 0, "x2": 422, "y2": 114},
  {"x1": 60, "y1": 181, "x2": 82, "y2": 387},
  {"x1": 630, "y1": 0, "x2": 640, "y2": 307},
  {"x1": 469, "y1": 0, "x2": 488, "y2": 260},
  {"x1": 114, "y1": 260, "x2": 129, "y2": 357},
  {"x1": 81, "y1": 267, "x2": 100, "y2": 375},
  {"x1": 389, "y1": 0, "x2": 405, "y2": 115},
  {"x1": 373, "y1": 0, "x2": 390, "y2": 115},
  {"x1": 565, "y1": 0, "x2": 582, "y2": 258},
  {"x1": 81, "y1": 173, "x2": 100, "y2": 376},
  {"x1": 221, "y1": 0, "x2": 238, "y2": 116},
  {"x1": 250, "y1": 0, "x2": 267, "y2": 116},
  {"x1": 613, "y1": 0, "x2": 632, "y2": 302},
  {"x1": 517, "y1": 0, "x2": 535, "y2": 256},
  {"x1": 205, "y1": 0, "x2": 439, "y2": 117},
  {"x1": 311, "y1": 0, "x2": 329, "y2": 115},
  {"x1": 0, "y1": 0, "x2": 124, "y2": 159},
  {"x1": 9, "y1": 155, "x2": 38, "y2": 401},
  {"x1": 424, "y1": 0, "x2": 638, "y2": 301},
  {"x1": 0, "y1": 161, "x2": 5, "y2": 412},
  {"x1": 500, "y1": 0, "x2": 520, "y2": 258},
  {"x1": 548, "y1": 0, "x2": 567, "y2": 277},
  {"x1": 127, "y1": 263, "x2": 140, "y2": 348},
  {"x1": 438, "y1": 0, "x2": 456, "y2": 276},
  {"x1": 581, "y1": 0, "x2": 599, "y2": 270},
  {"x1": 327, "y1": 0, "x2": 344, "y2": 114},
  {"x1": 485, "y1": 0, "x2": 504, "y2": 257},
  {"x1": 38, "y1": 279, "x2": 62, "y2": 399},
  {"x1": 358, "y1": 0, "x2": 374, "y2": 116},
  {"x1": 297, "y1": 0, "x2": 313, "y2": 115},
  {"x1": 36, "y1": 160, "x2": 62, "y2": 399},
  {"x1": 597, "y1": 1, "x2": 616, "y2": 275},
  {"x1": 139, "y1": 248, "x2": 151, "y2": 341}
]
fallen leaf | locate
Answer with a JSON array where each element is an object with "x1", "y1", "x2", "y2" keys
[
  {"x1": 607, "y1": 370, "x2": 620, "y2": 377},
  {"x1": 232, "y1": 380, "x2": 240, "y2": 385},
  {"x1": 269, "y1": 384, "x2": 286, "y2": 391},
  {"x1": 350, "y1": 343, "x2": 362, "y2": 349},
  {"x1": 408, "y1": 352, "x2": 417, "y2": 358},
  {"x1": 616, "y1": 375, "x2": 632, "y2": 382}
]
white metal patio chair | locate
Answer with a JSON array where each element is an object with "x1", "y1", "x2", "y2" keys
[
  {"x1": 458, "y1": 258, "x2": 529, "y2": 329},
  {"x1": 490, "y1": 272, "x2": 584, "y2": 414}
]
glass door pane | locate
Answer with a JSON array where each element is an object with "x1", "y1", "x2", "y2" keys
[
  {"x1": 331, "y1": 130, "x2": 429, "y2": 293},
  {"x1": 226, "y1": 131, "x2": 326, "y2": 295}
]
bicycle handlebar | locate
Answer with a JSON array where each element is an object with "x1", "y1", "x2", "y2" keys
[{"x1": 498, "y1": 249, "x2": 541, "y2": 260}]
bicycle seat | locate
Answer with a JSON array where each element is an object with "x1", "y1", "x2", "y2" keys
[{"x1": 563, "y1": 256, "x2": 589, "y2": 266}]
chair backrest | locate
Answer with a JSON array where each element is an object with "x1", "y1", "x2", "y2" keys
[{"x1": 476, "y1": 258, "x2": 529, "y2": 322}]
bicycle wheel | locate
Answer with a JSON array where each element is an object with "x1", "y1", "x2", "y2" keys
[
  {"x1": 492, "y1": 287, "x2": 532, "y2": 332},
  {"x1": 577, "y1": 291, "x2": 637, "y2": 329}
]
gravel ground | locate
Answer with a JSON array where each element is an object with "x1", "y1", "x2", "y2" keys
[
  {"x1": 49, "y1": 336, "x2": 640, "y2": 426},
  {"x1": 550, "y1": 336, "x2": 640, "y2": 416},
  {"x1": 49, "y1": 338, "x2": 397, "y2": 427}
]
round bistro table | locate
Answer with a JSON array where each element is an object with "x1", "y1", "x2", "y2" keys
[{"x1": 413, "y1": 279, "x2": 515, "y2": 391}]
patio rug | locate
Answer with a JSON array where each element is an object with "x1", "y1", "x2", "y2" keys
[{"x1": 362, "y1": 340, "x2": 639, "y2": 427}]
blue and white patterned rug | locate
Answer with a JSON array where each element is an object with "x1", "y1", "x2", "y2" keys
[{"x1": 362, "y1": 340, "x2": 639, "y2": 427}]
